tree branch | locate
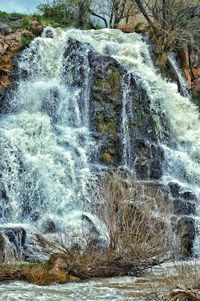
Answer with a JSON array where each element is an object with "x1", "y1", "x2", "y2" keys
[
  {"x1": 134, "y1": 0, "x2": 159, "y2": 36},
  {"x1": 90, "y1": 9, "x2": 108, "y2": 28}
]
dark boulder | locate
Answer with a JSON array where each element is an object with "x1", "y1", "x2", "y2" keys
[
  {"x1": 173, "y1": 199, "x2": 195, "y2": 215},
  {"x1": 0, "y1": 226, "x2": 26, "y2": 251},
  {"x1": 42, "y1": 219, "x2": 56, "y2": 234},
  {"x1": 134, "y1": 140, "x2": 164, "y2": 180},
  {"x1": 169, "y1": 182, "x2": 197, "y2": 202},
  {"x1": 176, "y1": 217, "x2": 196, "y2": 257},
  {"x1": 168, "y1": 182, "x2": 181, "y2": 198}
]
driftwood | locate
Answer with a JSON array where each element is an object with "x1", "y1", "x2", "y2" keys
[
  {"x1": 68, "y1": 260, "x2": 143, "y2": 279},
  {"x1": 50, "y1": 252, "x2": 160, "y2": 279},
  {"x1": 168, "y1": 289, "x2": 200, "y2": 301}
]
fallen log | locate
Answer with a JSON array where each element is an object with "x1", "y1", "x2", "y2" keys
[
  {"x1": 0, "y1": 252, "x2": 162, "y2": 285},
  {"x1": 50, "y1": 252, "x2": 161, "y2": 280}
]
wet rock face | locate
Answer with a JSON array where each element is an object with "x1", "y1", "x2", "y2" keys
[
  {"x1": 134, "y1": 139, "x2": 164, "y2": 180},
  {"x1": 89, "y1": 48, "x2": 164, "y2": 178},
  {"x1": 0, "y1": 226, "x2": 26, "y2": 262},
  {"x1": 168, "y1": 182, "x2": 197, "y2": 216},
  {"x1": 176, "y1": 43, "x2": 200, "y2": 100},
  {"x1": 89, "y1": 51, "x2": 123, "y2": 166},
  {"x1": 0, "y1": 226, "x2": 26, "y2": 248},
  {"x1": 63, "y1": 38, "x2": 165, "y2": 178},
  {"x1": 168, "y1": 182, "x2": 197, "y2": 257}
]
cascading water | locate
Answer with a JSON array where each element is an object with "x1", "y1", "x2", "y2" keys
[
  {"x1": 168, "y1": 52, "x2": 190, "y2": 98},
  {"x1": 121, "y1": 73, "x2": 134, "y2": 168},
  {"x1": 0, "y1": 27, "x2": 200, "y2": 259},
  {"x1": 0, "y1": 28, "x2": 95, "y2": 236}
]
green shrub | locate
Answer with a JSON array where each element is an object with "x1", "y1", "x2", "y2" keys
[
  {"x1": 21, "y1": 18, "x2": 30, "y2": 29},
  {"x1": 21, "y1": 35, "x2": 32, "y2": 47}
]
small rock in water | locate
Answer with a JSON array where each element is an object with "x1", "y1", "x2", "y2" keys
[
  {"x1": 42, "y1": 219, "x2": 56, "y2": 233},
  {"x1": 44, "y1": 28, "x2": 54, "y2": 39}
]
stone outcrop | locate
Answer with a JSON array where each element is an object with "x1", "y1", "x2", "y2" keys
[
  {"x1": 0, "y1": 21, "x2": 43, "y2": 110},
  {"x1": 116, "y1": 14, "x2": 150, "y2": 34},
  {"x1": 0, "y1": 30, "x2": 29, "y2": 93},
  {"x1": 176, "y1": 216, "x2": 196, "y2": 258},
  {"x1": 0, "y1": 226, "x2": 26, "y2": 262},
  {"x1": 63, "y1": 37, "x2": 165, "y2": 178}
]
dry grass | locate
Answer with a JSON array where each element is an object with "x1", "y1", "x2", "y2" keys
[
  {"x1": 145, "y1": 263, "x2": 200, "y2": 301},
  {"x1": 0, "y1": 262, "x2": 76, "y2": 285},
  {"x1": 116, "y1": 23, "x2": 135, "y2": 33},
  {"x1": 93, "y1": 173, "x2": 174, "y2": 265}
]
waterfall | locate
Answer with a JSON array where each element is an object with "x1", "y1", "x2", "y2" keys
[
  {"x1": 72, "y1": 29, "x2": 200, "y2": 190},
  {"x1": 0, "y1": 27, "x2": 199, "y2": 257},
  {"x1": 121, "y1": 73, "x2": 134, "y2": 168},
  {"x1": 0, "y1": 28, "x2": 95, "y2": 235},
  {"x1": 168, "y1": 52, "x2": 190, "y2": 98}
]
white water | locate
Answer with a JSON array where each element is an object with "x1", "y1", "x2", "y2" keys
[
  {"x1": 0, "y1": 28, "x2": 95, "y2": 235},
  {"x1": 0, "y1": 27, "x2": 200, "y2": 256},
  {"x1": 121, "y1": 73, "x2": 134, "y2": 167},
  {"x1": 0, "y1": 278, "x2": 137, "y2": 301},
  {"x1": 63, "y1": 29, "x2": 200, "y2": 193},
  {"x1": 168, "y1": 52, "x2": 190, "y2": 98}
]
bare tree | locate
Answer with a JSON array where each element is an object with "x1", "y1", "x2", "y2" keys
[
  {"x1": 91, "y1": 0, "x2": 136, "y2": 28},
  {"x1": 135, "y1": 0, "x2": 200, "y2": 48}
]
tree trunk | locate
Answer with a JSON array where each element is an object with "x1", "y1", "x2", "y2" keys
[{"x1": 134, "y1": 0, "x2": 158, "y2": 36}]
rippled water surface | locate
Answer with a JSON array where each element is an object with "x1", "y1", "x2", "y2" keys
[{"x1": 0, "y1": 277, "x2": 140, "y2": 301}]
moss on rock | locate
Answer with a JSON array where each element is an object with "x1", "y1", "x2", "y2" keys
[{"x1": 102, "y1": 152, "x2": 112, "y2": 164}]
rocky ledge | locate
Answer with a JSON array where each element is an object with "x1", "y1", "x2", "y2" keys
[{"x1": 0, "y1": 20, "x2": 43, "y2": 106}]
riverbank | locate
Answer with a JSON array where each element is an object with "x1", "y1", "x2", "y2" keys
[
  {"x1": 1, "y1": 261, "x2": 200, "y2": 301},
  {"x1": 0, "y1": 251, "x2": 161, "y2": 286}
]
